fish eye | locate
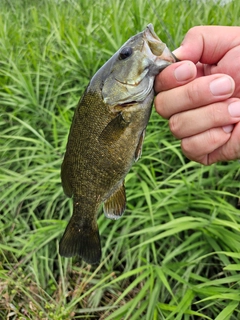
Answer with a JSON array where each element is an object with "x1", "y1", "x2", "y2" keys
[{"x1": 119, "y1": 46, "x2": 133, "y2": 60}]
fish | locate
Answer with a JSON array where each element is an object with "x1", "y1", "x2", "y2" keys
[{"x1": 59, "y1": 24, "x2": 176, "y2": 264}]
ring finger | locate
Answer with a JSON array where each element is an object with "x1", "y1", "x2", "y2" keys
[{"x1": 169, "y1": 98, "x2": 240, "y2": 139}]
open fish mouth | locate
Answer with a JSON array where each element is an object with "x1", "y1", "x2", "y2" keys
[
  {"x1": 103, "y1": 23, "x2": 177, "y2": 106},
  {"x1": 144, "y1": 24, "x2": 176, "y2": 62},
  {"x1": 118, "y1": 24, "x2": 176, "y2": 87}
]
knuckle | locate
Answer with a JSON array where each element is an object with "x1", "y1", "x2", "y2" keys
[
  {"x1": 181, "y1": 138, "x2": 208, "y2": 165},
  {"x1": 227, "y1": 145, "x2": 240, "y2": 160},
  {"x1": 207, "y1": 129, "x2": 222, "y2": 146},
  {"x1": 207, "y1": 103, "x2": 227, "y2": 126},
  {"x1": 207, "y1": 104, "x2": 219, "y2": 124},
  {"x1": 185, "y1": 81, "x2": 202, "y2": 107},
  {"x1": 169, "y1": 114, "x2": 181, "y2": 137},
  {"x1": 154, "y1": 94, "x2": 170, "y2": 119},
  {"x1": 181, "y1": 138, "x2": 191, "y2": 156},
  {"x1": 187, "y1": 26, "x2": 201, "y2": 37}
]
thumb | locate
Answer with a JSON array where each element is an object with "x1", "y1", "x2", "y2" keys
[{"x1": 173, "y1": 26, "x2": 240, "y2": 64}]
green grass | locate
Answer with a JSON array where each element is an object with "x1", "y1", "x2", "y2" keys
[{"x1": 1, "y1": 0, "x2": 240, "y2": 319}]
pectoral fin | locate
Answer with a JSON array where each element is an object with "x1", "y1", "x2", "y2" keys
[
  {"x1": 134, "y1": 129, "x2": 145, "y2": 161},
  {"x1": 103, "y1": 182, "x2": 126, "y2": 220},
  {"x1": 99, "y1": 112, "x2": 129, "y2": 145}
]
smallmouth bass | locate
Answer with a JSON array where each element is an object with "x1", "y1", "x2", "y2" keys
[{"x1": 60, "y1": 24, "x2": 176, "y2": 264}]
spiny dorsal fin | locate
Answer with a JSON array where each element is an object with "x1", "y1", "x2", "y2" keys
[{"x1": 103, "y1": 182, "x2": 126, "y2": 220}]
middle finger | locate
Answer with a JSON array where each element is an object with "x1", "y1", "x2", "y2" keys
[
  {"x1": 169, "y1": 98, "x2": 240, "y2": 139},
  {"x1": 155, "y1": 74, "x2": 235, "y2": 119}
]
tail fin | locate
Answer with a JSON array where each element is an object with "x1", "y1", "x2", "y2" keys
[{"x1": 59, "y1": 216, "x2": 101, "y2": 265}]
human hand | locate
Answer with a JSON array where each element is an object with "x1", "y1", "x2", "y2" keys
[{"x1": 154, "y1": 26, "x2": 240, "y2": 165}]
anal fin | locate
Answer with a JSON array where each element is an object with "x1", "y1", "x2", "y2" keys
[{"x1": 103, "y1": 182, "x2": 126, "y2": 220}]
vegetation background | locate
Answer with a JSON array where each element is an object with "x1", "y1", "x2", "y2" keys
[{"x1": 1, "y1": 0, "x2": 240, "y2": 319}]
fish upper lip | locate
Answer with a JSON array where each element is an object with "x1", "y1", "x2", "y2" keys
[
  {"x1": 146, "y1": 23, "x2": 160, "y2": 42},
  {"x1": 144, "y1": 24, "x2": 176, "y2": 63}
]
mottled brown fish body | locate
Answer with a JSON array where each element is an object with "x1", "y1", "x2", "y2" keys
[{"x1": 60, "y1": 24, "x2": 176, "y2": 264}]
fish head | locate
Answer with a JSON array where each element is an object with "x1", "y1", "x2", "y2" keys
[{"x1": 97, "y1": 24, "x2": 177, "y2": 108}]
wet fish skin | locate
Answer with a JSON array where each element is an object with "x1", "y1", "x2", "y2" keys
[{"x1": 59, "y1": 24, "x2": 176, "y2": 264}]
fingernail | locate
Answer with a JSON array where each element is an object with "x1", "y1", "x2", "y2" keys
[
  {"x1": 172, "y1": 46, "x2": 183, "y2": 58},
  {"x1": 222, "y1": 124, "x2": 234, "y2": 133},
  {"x1": 228, "y1": 101, "x2": 240, "y2": 117},
  {"x1": 209, "y1": 76, "x2": 234, "y2": 96},
  {"x1": 174, "y1": 62, "x2": 195, "y2": 82}
]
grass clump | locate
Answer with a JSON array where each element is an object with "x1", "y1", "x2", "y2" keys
[{"x1": 1, "y1": 0, "x2": 240, "y2": 319}]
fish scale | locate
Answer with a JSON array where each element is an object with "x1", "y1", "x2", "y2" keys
[{"x1": 59, "y1": 24, "x2": 177, "y2": 264}]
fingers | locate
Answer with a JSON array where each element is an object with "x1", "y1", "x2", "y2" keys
[
  {"x1": 171, "y1": 98, "x2": 240, "y2": 165},
  {"x1": 173, "y1": 26, "x2": 240, "y2": 64},
  {"x1": 208, "y1": 122, "x2": 240, "y2": 164},
  {"x1": 154, "y1": 60, "x2": 239, "y2": 165},
  {"x1": 154, "y1": 25, "x2": 240, "y2": 165},
  {"x1": 181, "y1": 127, "x2": 232, "y2": 165},
  {"x1": 166, "y1": 97, "x2": 240, "y2": 165},
  {"x1": 181, "y1": 122, "x2": 240, "y2": 165},
  {"x1": 154, "y1": 61, "x2": 197, "y2": 92},
  {"x1": 169, "y1": 99, "x2": 240, "y2": 139},
  {"x1": 169, "y1": 98, "x2": 240, "y2": 164},
  {"x1": 155, "y1": 73, "x2": 235, "y2": 119}
]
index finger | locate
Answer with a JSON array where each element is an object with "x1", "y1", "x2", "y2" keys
[{"x1": 154, "y1": 60, "x2": 197, "y2": 93}]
